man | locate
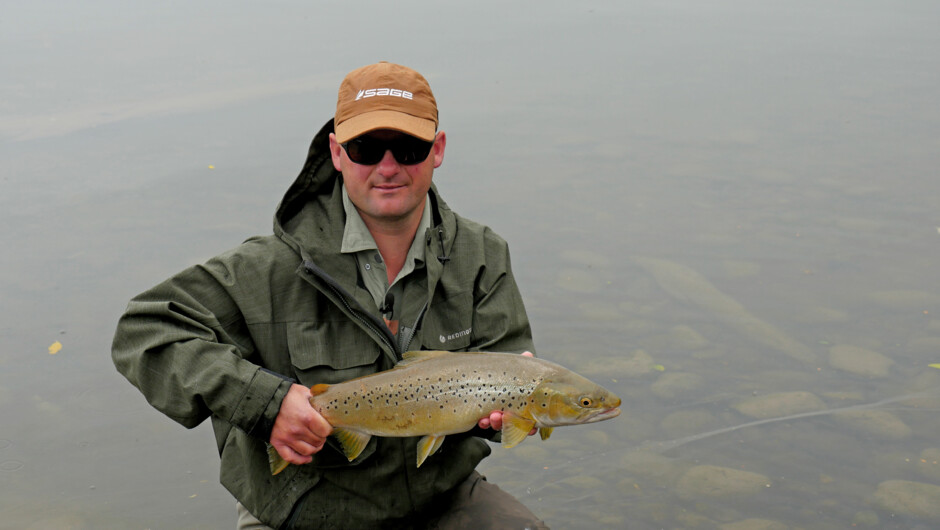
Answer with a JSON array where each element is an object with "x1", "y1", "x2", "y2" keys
[{"x1": 112, "y1": 62, "x2": 546, "y2": 529}]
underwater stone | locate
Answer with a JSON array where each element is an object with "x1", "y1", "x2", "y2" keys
[
  {"x1": 831, "y1": 410, "x2": 912, "y2": 441},
  {"x1": 828, "y1": 344, "x2": 893, "y2": 378},
  {"x1": 732, "y1": 391, "x2": 825, "y2": 420},
  {"x1": 872, "y1": 480, "x2": 940, "y2": 522},
  {"x1": 676, "y1": 465, "x2": 770, "y2": 501},
  {"x1": 719, "y1": 518, "x2": 789, "y2": 530}
]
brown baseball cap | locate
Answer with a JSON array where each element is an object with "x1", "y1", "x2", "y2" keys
[{"x1": 334, "y1": 62, "x2": 438, "y2": 143}]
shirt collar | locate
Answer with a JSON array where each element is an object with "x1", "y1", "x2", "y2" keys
[{"x1": 340, "y1": 183, "x2": 432, "y2": 259}]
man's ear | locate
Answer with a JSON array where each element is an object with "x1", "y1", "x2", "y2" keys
[
  {"x1": 432, "y1": 131, "x2": 446, "y2": 169},
  {"x1": 328, "y1": 133, "x2": 343, "y2": 172}
]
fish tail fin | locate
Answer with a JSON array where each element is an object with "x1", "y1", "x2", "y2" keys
[
  {"x1": 416, "y1": 435, "x2": 446, "y2": 468},
  {"x1": 501, "y1": 413, "x2": 536, "y2": 449},
  {"x1": 332, "y1": 428, "x2": 372, "y2": 462},
  {"x1": 266, "y1": 443, "x2": 290, "y2": 476}
]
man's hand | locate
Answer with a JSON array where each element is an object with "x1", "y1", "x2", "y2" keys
[
  {"x1": 477, "y1": 351, "x2": 537, "y2": 435},
  {"x1": 270, "y1": 383, "x2": 333, "y2": 465}
]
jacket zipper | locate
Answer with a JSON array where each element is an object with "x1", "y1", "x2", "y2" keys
[{"x1": 301, "y1": 260, "x2": 400, "y2": 359}]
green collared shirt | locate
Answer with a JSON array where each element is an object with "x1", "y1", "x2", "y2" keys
[{"x1": 341, "y1": 184, "x2": 431, "y2": 349}]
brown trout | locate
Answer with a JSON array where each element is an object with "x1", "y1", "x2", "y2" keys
[{"x1": 269, "y1": 350, "x2": 621, "y2": 474}]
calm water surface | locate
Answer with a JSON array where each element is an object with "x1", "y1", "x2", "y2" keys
[{"x1": 2, "y1": 1, "x2": 939, "y2": 528}]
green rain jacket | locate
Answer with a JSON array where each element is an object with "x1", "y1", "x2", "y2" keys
[{"x1": 111, "y1": 119, "x2": 535, "y2": 528}]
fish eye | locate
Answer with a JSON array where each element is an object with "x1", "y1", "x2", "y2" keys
[{"x1": 579, "y1": 397, "x2": 593, "y2": 407}]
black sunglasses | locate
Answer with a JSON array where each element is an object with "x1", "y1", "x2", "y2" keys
[{"x1": 341, "y1": 134, "x2": 434, "y2": 166}]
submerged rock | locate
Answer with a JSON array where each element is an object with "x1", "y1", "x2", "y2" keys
[
  {"x1": 719, "y1": 519, "x2": 789, "y2": 530},
  {"x1": 851, "y1": 510, "x2": 880, "y2": 527},
  {"x1": 650, "y1": 372, "x2": 704, "y2": 400},
  {"x1": 831, "y1": 410, "x2": 912, "y2": 441},
  {"x1": 620, "y1": 451, "x2": 689, "y2": 488},
  {"x1": 872, "y1": 480, "x2": 940, "y2": 522},
  {"x1": 660, "y1": 409, "x2": 716, "y2": 439},
  {"x1": 828, "y1": 344, "x2": 894, "y2": 378},
  {"x1": 580, "y1": 349, "x2": 659, "y2": 379},
  {"x1": 732, "y1": 391, "x2": 825, "y2": 420},
  {"x1": 633, "y1": 256, "x2": 816, "y2": 363},
  {"x1": 668, "y1": 324, "x2": 710, "y2": 350},
  {"x1": 675, "y1": 464, "x2": 770, "y2": 500}
]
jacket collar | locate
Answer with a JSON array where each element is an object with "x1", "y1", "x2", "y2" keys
[{"x1": 274, "y1": 118, "x2": 456, "y2": 297}]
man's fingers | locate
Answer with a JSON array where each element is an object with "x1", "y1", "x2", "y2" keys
[
  {"x1": 308, "y1": 410, "x2": 334, "y2": 438},
  {"x1": 274, "y1": 442, "x2": 313, "y2": 465},
  {"x1": 488, "y1": 411, "x2": 503, "y2": 431}
]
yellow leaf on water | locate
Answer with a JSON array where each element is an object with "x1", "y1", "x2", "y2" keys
[
  {"x1": 652, "y1": 364, "x2": 666, "y2": 372},
  {"x1": 208, "y1": 165, "x2": 215, "y2": 169},
  {"x1": 48, "y1": 341, "x2": 62, "y2": 355},
  {"x1": 929, "y1": 364, "x2": 940, "y2": 369}
]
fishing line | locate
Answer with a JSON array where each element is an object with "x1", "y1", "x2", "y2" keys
[{"x1": 513, "y1": 390, "x2": 938, "y2": 500}]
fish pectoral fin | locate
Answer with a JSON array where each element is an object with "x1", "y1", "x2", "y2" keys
[
  {"x1": 501, "y1": 414, "x2": 536, "y2": 449},
  {"x1": 332, "y1": 428, "x2": 372, "y2": 462},
  {"x1": 539, "y1": 427, "x2": 554, "y2": 441},
  {"x1": 416, "y1": 435, "x2": 446, "y2": 468},
  {"x1": 266, "y1": 443, "x2": 290, "y2": 476}
]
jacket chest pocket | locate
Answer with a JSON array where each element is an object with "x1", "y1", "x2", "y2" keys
[
  {"x1": 286, "y1": 321, "x2": 383, "y2": 385},
  {"x1": 418, "y1": 290, "x2": 474, "y2": 351}
]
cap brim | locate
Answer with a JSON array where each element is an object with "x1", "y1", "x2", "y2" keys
[{"x1": 335, "y1": 110, "x2": 437, "y2": 143}]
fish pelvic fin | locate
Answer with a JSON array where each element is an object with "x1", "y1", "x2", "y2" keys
[
  {"x1": 501, "y1": 413, "x2": 536, "y2": 449},
  {"x1": 266, "y1": 443, "x2": 290, "y2": 476},
  {"x1": 332, "y1": 428, "x2": 372, "y2": 462},
  {"x1": 416, "y1": 435, "x2": 446, "y2": 468},
  {"x1": 539, "y1": 427, "x2": 554, "y2": 441}
]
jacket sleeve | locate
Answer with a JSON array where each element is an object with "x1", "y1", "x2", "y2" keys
[
  {"x1": 111, "y1": 256, "x2": 291, "y2": 441},
  {"x1": 469, "y1": 228, "x2": 536, "y2": 355}
]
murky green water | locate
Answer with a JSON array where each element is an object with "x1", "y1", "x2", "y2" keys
[{"x1": 3, "y1": 1, "x2": 939, "y2": 528}]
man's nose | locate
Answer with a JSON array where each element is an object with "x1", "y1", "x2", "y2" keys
[{"x1": 376, "y1": 150, "x2": 400, "y2": 176}]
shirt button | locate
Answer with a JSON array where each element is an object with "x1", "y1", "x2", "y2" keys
[{"x1": 365, "y1": 263, "x2": 372, "y2": 271}]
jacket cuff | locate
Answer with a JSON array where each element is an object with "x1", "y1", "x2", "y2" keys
[{"x1": 233, "y1": 368, "x2": 294, "y2": 441}]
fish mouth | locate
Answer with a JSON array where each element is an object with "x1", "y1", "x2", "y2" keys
[{"x1": 583, "y1": 407, "x2": 621, "y2": 424}]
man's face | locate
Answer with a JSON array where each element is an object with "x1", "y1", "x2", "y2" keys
[{"x1": 329, "y1": 129, "x2": 446, "y2": 228}]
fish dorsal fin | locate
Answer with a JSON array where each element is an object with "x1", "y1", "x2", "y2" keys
[{"x1": 398, "y1": 350, "x2": 453, "y2": 366}]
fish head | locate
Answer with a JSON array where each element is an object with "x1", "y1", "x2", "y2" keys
[{"x1": 529, "y1": 372, "x2": 621, "y2": 427}]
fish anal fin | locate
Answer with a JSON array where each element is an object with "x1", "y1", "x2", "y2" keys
[
  {"x1": 501, "y1": 413, "x2": 536, "y2": 449},
  {"x1": 310, "y1": 384, "x2": 330, "y2": 397},
  {"x1": 267, "y1": 443, "x2": 290, "y2": 476},
  {"x1": 332, "y1": 428, "x2": 372, "y2": 462},
  {"x1": 416, "y1": 435, "x2": 446, "y2": 468},
  {"x1": 539, "y1": 427, "x2": 554, "y2": 441}
]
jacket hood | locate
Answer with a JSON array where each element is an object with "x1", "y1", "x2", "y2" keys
[{"x1": 273, "y1": 119, "x2": 454, "y2": 265}]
